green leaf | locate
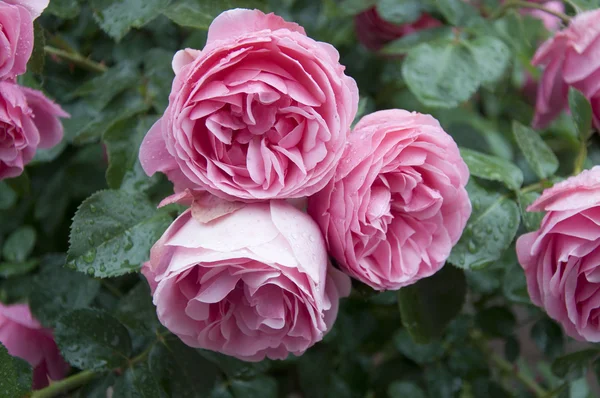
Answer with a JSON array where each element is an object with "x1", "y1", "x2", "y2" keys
[
  {"x1": 467, "y1": 36, "x2": 511, "y2": 86},
  {"x1": 104, "y1": 116, "x2": 158, "y2": 192},
  {"x1": 388, "y1": 381, "x2": 426, "y2": 398},
  {"x1": 393, "y1": 329, "x2": 444, "y2": 364},
  {"x1": 34, "y1": 168, "x2": 69, "y2": 234},
  {"x1": 460, "y1": 148, "x2": 523, "y2": 190},
  {"x1": 552, "y1": 349, "x2": 599, "y2": 379},
  {"x1": 67, "y1": 190, "x2": 172, "y2": 278},
  {"x1": 381, "y1": 26, "x2": 453, "y2": 55},
  {"x1": 517, "y1": 192, "x2": 544, "y2": 231},
  {"x1": 569, "y1": 378, "x2": 591, "y2": 398},
  {"x1": 568, "y1": 88, "x2": 593, "y2": 141},
  {"x1": 2, "y1": 226, "x2": 36, "y2": 263},
  {"x1": 513, "y1": 121, "x2": 559, "y2": 179},
  {"x1": 32, "y1": 140, "x2": 67, "y2": 164},
  {"x1": 0, "y1": 343, "x2": 32, "y2": 398},
  {"x1": 163, "y1": 0, "x2": 268, "y2": 29},
  {"x1": 475, "y1": 306, "x2": 516, "y2": 338},
  {"x1": 199, "y1": 350, "x2": 270, "y2": 379},
  {"x1": 531, "y1": 319, "x2": 564, "y2": 359},
  {"x1": 502, "y1": 260, "x2": 530, "y2": 304},
  {"x1": 402, "y1": 41, "x2": 479, "y2": 108},
  {"x1": 566, "y1": 0, "x2": 600, "y2": 11},
  {"x1": 47, "y1": 0, "x2": 81, "y2": 18},
  {"x1": 28, "y1": 22, "x2": 45, "y2": 75},
  {"x1": 72, "y1": 62, "x2": 140, "y2": 110},
  {"x1": 0, "y1": 259, "x2": 38, "y2": 278},
  {"x1": 376, "y1": 0, "x2": 422, "y2": 25},
  {"x1": 337, "y1": 0, "x2": 377, "y2": 16},
  {"x1": 449, "y1": 180, "x2": 520, "y2": 269},
  {"x1": 91, "y1": 0, "x2": 171, "y2": 41},
  {"x1": 424, "y1": 363, "x2": 457, "y2": 398},
  {"x1": 149, "y1": 336, "x2": 220, "y2": 397},
  {"x1": 144, "y1": 49, "x2": 174, "y2": 113},
  {"x1": 114, "y1": 282, "x2": 161, "y2": 336},
  {"x1": 71, "y1": 92, "x2": 151, "y2": 144},
  {"x1": 29, "y1": 254, "x2": 101, "y2": 328},
  {"x1": 115, "y1": 364, "x2": 167, "y2": 398},
  {"x1": 231, "y1": 376, "x2": 278, "y2": 398},
  {"x1": 0, "y1": 182, "x2": 17, "y2": 210},
  {"x1": 397, "y1": 265, "x2": 466, "y2": 343},
  {"x1": 55, "y1": 309, "x2": 132, "y2": 371},
  {"x1": 433, "y1": 0, "x2": 479, "y2": 26}
]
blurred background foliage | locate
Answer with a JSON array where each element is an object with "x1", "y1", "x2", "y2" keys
[{"x1": 2, "y1": 0, "x2": 600, "y2": 397}]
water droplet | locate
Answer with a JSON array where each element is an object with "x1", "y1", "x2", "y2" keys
[
  {"x1": 123, "y1": 236, "x2": 133, "y2": 251},
  {"x1": 66, "y1": 261, "x2": 76, "y2": 270},
  {"x1": 291, "y1": 233, "x2": 298, "y2": 240},
  {"x1": 87, "y1": 267, "x2": 95, "y2": 275},
  {"x1": 308, "y1": 235, "x2": 316, "y2": 242},
  {"x1": 99, "y1": 265, "x2": 106, "y2": 272},
  {"x1": 467, "y1": 240, "x2": 477, "y2": 253},
  {"x1": 83, "y1": 248, "x2": 96, "y2": 263},
  {"x1": 90, "y1": 204, "x2": 97, "y2": 213}
]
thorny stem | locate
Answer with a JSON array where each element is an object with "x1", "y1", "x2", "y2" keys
[
  {"x1": 29, "y1": 370, "x2": 97, "y2": 398},
  {"x1": 29, "y1": 333, "x2": 165, "y2": 398},
  {"x1": 470, "y1": 329, "x2": 549, "y2": 397},
  {"x1": 44, "y1": 46, "x2": 108, "y2": 73},
  {"x1": 491, "y1": 0, "x2": 572, "y2": 25}
]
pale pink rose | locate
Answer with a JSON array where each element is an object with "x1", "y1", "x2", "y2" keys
[
  {"x1": 517, "y1": 167, "x2": 600, "y2": 342},
  {"x1": 0, "y1": 2, "x2": 33, "y2": 80},
  {"x1": 532, "y1": 9, "x2": 600, "y2": 129},
  {"x1": 0, "y1": 81, "x2": 69, "y2": 180},
  {"x1": 354, "y1": 8, "x2": 442, "y2": 51},
  {"x1": 308, "y1": 110, "x2": 471, "y2": 291},
  {"x1": 142, "y1": 195, "x2": 351, "y2": 361},
  {"x1": 0, "y1": 303, "x2": 69, "y2": 389},
  {"x1": 521, "y1": 1, "x2": 565, "y2": 32},
  {"x1": 140, "y1": 8, "x2": 359, "y2": 201},
  {"x1": 4, "y1": 0, "x2": 48, "y2": 19}
]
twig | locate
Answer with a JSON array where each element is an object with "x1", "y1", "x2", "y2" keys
[
  {"x1": 491, "y1": 0, "x2": 571, "y2": 25},
  {"x1": 44, "y1": 46, "x2": 108, "y2": 73},
  {"x1": 470, "y1": 329, "x2": 548, "y2": 397}
]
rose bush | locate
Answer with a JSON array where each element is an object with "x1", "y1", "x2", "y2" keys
[
  {"x1": 308, "y1": 110, "x2": 471, "y2": 290},
  {"x1": 142, "y1": 196, "x2": 350, "y2": 361},
  {"x1": 140, "y1": 8, "x2": 358, "y2": 201},
  {"x1": 3, "y1": 1, "x2": 600, "y2": 397}
]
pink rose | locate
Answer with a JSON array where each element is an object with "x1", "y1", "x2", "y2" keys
[
  {"x1": 4, "y1": 0, "x2": 49, "y2": 19},
  {"x1": 0, "y1": 2, "x2": 33, "y2": 80},
  {"x1": 532, "y1": 9, "x2": 600, "y2": 130},
  {"x1": 0, "y1": 81, "x2": 69, "y2": 180},
  {"x1": 354, "y1": 8, "x2": 442, "y2": 51},
  {"x1": 140, "y1": 8, "x2": 359, "y2": 201},
  {"x1": 517, "y1": 167, "x2": 600, "y2": 342},
  {"x1": 308, "y1": 110, "x2": 471, "y2": 291},
  {"x1": 142, "y1": 196, "x2": 351, "y2": 361},
  {"x1": 0, "y1": 303, "x2": 68, "y2": 389}
]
